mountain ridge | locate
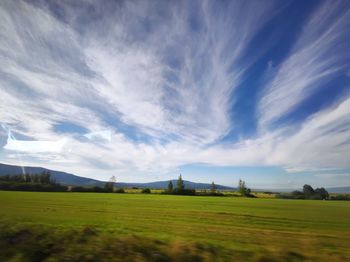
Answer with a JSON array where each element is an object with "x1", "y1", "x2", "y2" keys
[{"x1": 0, "y1": 163, "x2": 233, "y2": 189}]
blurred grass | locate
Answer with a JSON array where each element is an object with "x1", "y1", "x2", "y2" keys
[{"x1": 0, "y1": 191, "x2": 349, "y2": 261}]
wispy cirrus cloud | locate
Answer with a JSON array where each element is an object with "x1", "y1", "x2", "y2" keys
[
  {"x1": 258, "y1": 0, "x2": 350, "y2": 129},
  {"x1": 0, "y1": 0, "x2": 275, "y2": 143},
  {"x1": 267, "y1": 95, "x2": 350, "y2": 171},
  {"x1": 81, "y1": 0, "x2": 277, "y2": 144}
]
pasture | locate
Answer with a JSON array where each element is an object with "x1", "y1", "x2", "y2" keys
[{"x1": 0, "y1": 191, "x2": 349, "y2": 261}]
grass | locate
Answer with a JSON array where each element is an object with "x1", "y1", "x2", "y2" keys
[{"x1": 0, "y1": 191, "x2": 349, "y2": 261}]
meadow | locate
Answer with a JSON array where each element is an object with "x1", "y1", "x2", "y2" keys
[{"x1": 0, "y1": 191, "x2": 350, "y2": 261}]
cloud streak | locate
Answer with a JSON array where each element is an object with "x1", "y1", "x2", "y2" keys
[{"x1": 259, "y1": 0, "x2": 350, "y2": 129}]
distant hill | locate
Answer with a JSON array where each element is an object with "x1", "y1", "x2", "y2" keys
[
  {"x1": 0, "y1": 163, "x2": 103, "y2": 186},
  {"x1": 326, "y1": 187, "x2": 350, "y2": 194},
  {"x1": 117, "y1": 180, "x2": 235, "y2": 190},
  {"x1": 0, "y1": 163, "x2": 234, "y2": 190}
]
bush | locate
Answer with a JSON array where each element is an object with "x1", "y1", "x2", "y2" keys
[
  {"x1": 92, "y1": 186, "x2": 109, "y2": 193},
  {"x1": 276, "y1": 186, "x2": 331, "y2": 200},
  {"x1": 196, "y1": 191, "x2": 225, "y2": 196},
  {"x1": 70, "y1": 186, "x2": 88, "y2": 192},
  {"x1": 70, "y1": 186, "x2": 108, "y2": 193},
  {"x1": 330, "y1": 194, "x2": 350, "y2": 200},
  {"x1": 291, "y1": 190, "x2": 304, "y2": 196},
  {"x1": 141, "y1": 188, "x2": 151, "y2": 194},
  {"x1": 276, "y1": 193, "x2": 305, "y2": 199},
  {"x1": 115, "y1": 188, "x2": 125, "y2": 193},
  {"x1": 309, "y1": 194, "x2": 323, "y2": 200},
  {"x1": 171, "y1": 188, "x2": 196, "y2": 195}
]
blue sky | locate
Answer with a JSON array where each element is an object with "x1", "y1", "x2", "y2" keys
[{"x1": 1, "y1": 0, "x2": 350, "y2": 189}]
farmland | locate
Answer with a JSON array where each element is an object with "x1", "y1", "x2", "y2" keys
[{"x1": 0, "y1": 191, "x2": 350, "y2": 261}]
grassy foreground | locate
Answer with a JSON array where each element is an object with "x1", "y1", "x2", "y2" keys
[{"x1": 0, "y1": 191, "x2": 349, "y2": 261}]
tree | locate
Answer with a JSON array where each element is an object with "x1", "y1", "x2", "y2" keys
[
  {"x1": 141, "y1": 188, "x2": 151, "y2": 194},
  {"x1": 291, "y1": 190, "x2": 304, "y2": 196},
  {"x1": 314, "y1": 187, "x2": 329, "y2": 200},
  {"x1": 238, "y1": 179, "x2": 246, "y2": 195},
  {"x1": 40, "y1": 171, "x2": 51, "y2": 184},
  {"x1": 32, "y1": 174, "x2": 40, "y2": 183},
  {"x1": 303, "y1": 184, "x2": 314, "y2": 197},
  {"x1": 24, "y1": 173, "x2": 31, "y2": 183},
  {"x1": 176, "y1": 174, "x2": 185, "y2": 190},
  {"x1": 104, "y1": 182, "x2": 112, "y2": 192},
  {"x1": 238, "y1": 179, "x2": 251, "y2": 196},
  {"x1": 110, "y1": 175, "x2": 116, "y2": 184},
  {"x1": 168, "y1": 181, "x2": 173, "y2": 192},
  {"x1": 210, "y1": 181, "x2": 216, "y2": 194},
  {"x1": 104, "y1": 176, "x2": 116, "y2": 192}
]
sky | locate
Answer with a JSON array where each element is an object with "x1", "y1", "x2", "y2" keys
[{"x1": 1, "y1": 0, "x2": 350, "y2": 189}]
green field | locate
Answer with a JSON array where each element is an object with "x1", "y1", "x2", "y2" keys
[{"x1": 1, "y1": 191, "x2": 350, "y2": 261}]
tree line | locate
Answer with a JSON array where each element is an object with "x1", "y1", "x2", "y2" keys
[
  {"x1": 0, "y1": 172, "x2": 56, "y2": 184},
  {"x1": 277, "y1": 184, "x2": 329, "y2": 200},
  {"x1": 163, "y1": 175, "x2": 254, "y2": 197},
  {"x1": 0, "y1": 173, "x2": 348, "y2": 200},
  {"x1": 0, "y1": 173, "x2": 124, "y2": 193},
  {"x1": 0, "y1": 172, "x2": 67, "y2": 192}
]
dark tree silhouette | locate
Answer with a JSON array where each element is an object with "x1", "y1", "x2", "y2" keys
[
  {"x1": 238, "y1": 179, "x2": 251, "y2": 196},
  {"x1": 210, "y1": 181, "x2": 216, "y2": 194},
  {"x1": 303, "y1": 184, "x2": 314, "y2": 196},
  {"x1": 176, "y1": 174, "x2": 185, "y2": 190},
  {"x1": 314, "y1": 187, "x2": 329, "y2": 200},
  {"x1": 104, "y1": 176, "x2": 116, "y2": 192},
  {"x1": 141, "y1": 188, "x2": 151, "y2": 194},
  {"x1": 168, "y1": 181, "x2": 173, "y2": 192}
]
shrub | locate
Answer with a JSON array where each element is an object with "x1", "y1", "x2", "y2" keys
[
  {"x1": 70, "y1": 186, "x2": 108, "y2": 193},
  {"x1": 141, "y1": 188, "x2": 151, "y2": 194},
  {"x1": 171, "y1": 188, "x2": 196, "y2": 195},
  {"x1": 330, "y1": 194, "x2": 350, "y2": 200},
  {"x1": 276, "y1": 193, "x2": 305, "y2": 199},
  {"x1": 276, "y1": 186, "x2": 330, "y2": 200},
  {"x1": 196, "y1": 191, "x2": 225, "y2": 196},
  {"x1": 115, "y1": 188, "x2": 125, "y2": 193}
]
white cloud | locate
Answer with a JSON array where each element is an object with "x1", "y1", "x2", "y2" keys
[
  {"x1": 0, "y1": 0, "x2": 349, "y2": 183},
  {"x1": 5, "y1": 135, "x2": 66, "y2": 153},
  {"x1": 267, "y1": 96, "x2": 350, "y2": 171},
  {"x1": 0, "y1": 0, "x2": 275, "y2": 143},
  {"x1": 258, "y1": 0, "x2": 350, "y2": 129},
  {"x1": 81, "y1": 0, "x2": 277, "y2": 145}
]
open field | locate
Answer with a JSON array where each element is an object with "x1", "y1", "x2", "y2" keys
[{"x1": 0, "y1": 191, "x2": 350, "y2": 261}]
